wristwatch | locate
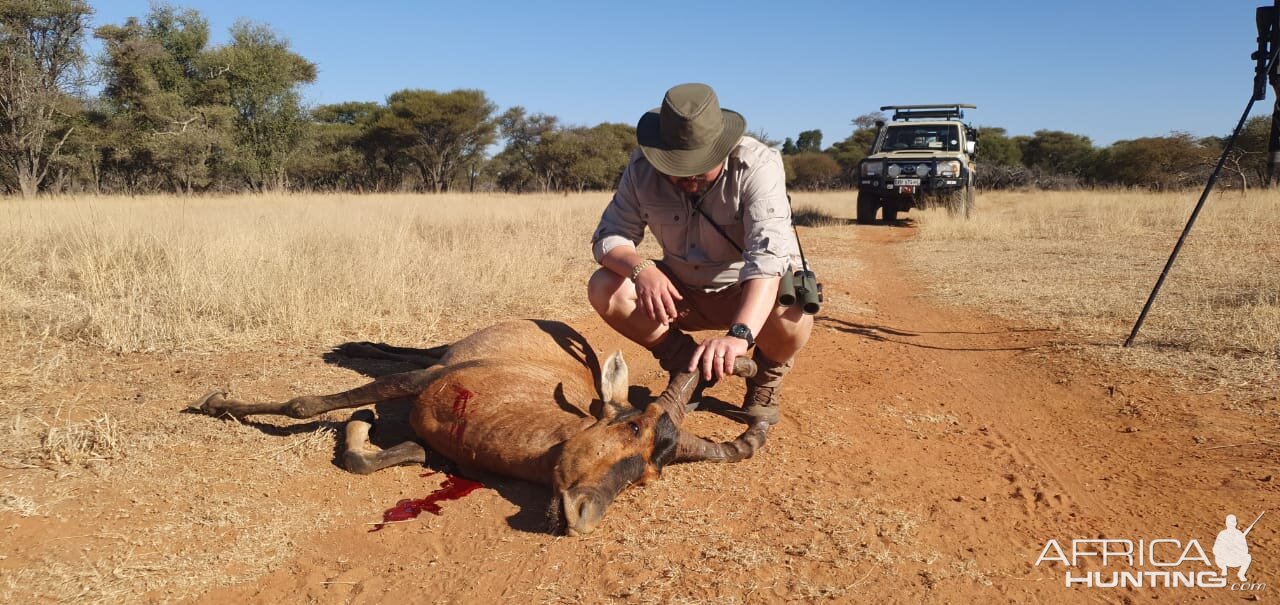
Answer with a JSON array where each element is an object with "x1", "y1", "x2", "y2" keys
[{"x1": 727, "y1": 323, "x2": 754, "y2": 347}]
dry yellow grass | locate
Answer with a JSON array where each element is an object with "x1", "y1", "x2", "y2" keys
[
  {"x1": 903, "y1": 189, "x2": 1280, "y2": 397},
  {"x1": 0, "y1": 192, "x2": 612, "y2": 353}
]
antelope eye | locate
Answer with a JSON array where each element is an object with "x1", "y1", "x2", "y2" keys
[{"x1": 627, "y1": 421, "x2": 640, "y2": 436}]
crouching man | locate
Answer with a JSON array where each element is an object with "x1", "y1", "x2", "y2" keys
[{"x1": 587, "y1": 82, "x2": 813, "y2": 426}]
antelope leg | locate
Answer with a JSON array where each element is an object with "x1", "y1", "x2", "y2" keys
[{"x1": 342, "y1": 410, "x2": 428, "y2": 474}]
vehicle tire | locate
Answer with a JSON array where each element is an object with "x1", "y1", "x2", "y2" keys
[
  {"x1": 856, "y1": 190, "x2": 878, "y2": 224},
  {"x1": 944, "y1": 190, "x2": 964, "y2": 217},
  {"x1": 882, "y1": 199, "x2": 899, "y2": 223}
]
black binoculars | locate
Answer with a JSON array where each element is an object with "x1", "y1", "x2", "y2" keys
[{"x1": 778, "y1": 270, "x2": 823, "y2": 315}]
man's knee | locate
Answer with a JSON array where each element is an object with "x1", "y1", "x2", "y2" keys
[
  {"x1": 758, "y1": 305, "x2": 813, "y2": 356},
  {"x1": 588, "y1": 268, "x2": 631, "y2": 314},
  {"x1": 767, "y1": 305, "x2": 812, "y2": 338}
]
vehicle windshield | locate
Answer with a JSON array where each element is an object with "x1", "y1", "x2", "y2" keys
[{"x1": 881, "y1": 124, "x2": 961, "y2": 152}]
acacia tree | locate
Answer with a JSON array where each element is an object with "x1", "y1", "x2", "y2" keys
[
  {"x1": 370, "y1": 89, "x2": 496, "y2": 192},
  {"x1": 1020, "y1": 130, "x2": 1096, "y2": 176},
  {"x1": 143, "y1": 5, "x2": 232, "y2": 193},
  {"x1": 289, "y1": 101, "x2": 382, "y2": 191},
  {"x1": 0, "y1": 0, "x2": 91, "y2": 197},
  {"x1": 826, "y1": 112, "x2": 884, "y2": 186},
  {"x1": 497, "y1": 106, "x2": 558, "y2": 191},
  {"x1": 973, "y1": 126, "x2": 1021, "y2": 166},
  {"x1": 534, "y1": 122, "x2": 634, "y2": 191},
  {"x1": 795, "y1": 129, "x2": 822, "y2": 153},
  {"x1": 96, "y1": 6, "x2": 233, "y2": 194},
  {"x1": 1218, "y1": 116, "x2": 1270, "y2": 191},
  {"x1": 204, "y1": 19, "x2": 315, "y2": 191},
  {"x1": 786, "y1": 152, "x2": 840, "y2": 189},
  {"x1": 1101, "y1": 133, "x2": 1211, "y2": 190},
  {"x1": 485, "y1": 149, "x2": 531, "y2": 192}
]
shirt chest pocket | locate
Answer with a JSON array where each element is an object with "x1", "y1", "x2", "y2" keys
[
  {"x1": 693, "y1": 203, "x2": 744, "y2": 262},
  {"x1": 641, "y1": 204, "x2": 689, "y2": 251}
]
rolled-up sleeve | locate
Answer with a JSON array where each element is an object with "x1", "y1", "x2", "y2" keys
[
  {"x1": 738, "y1": 149, "x2": 797, "y2": 281},
  {"x1": 591, "y1": 162, "x2": 646, "y2": 263}
]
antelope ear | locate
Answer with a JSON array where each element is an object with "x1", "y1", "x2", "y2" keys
[{"x1": 598, "y1": 350, "x2": 629, "y2": 407}]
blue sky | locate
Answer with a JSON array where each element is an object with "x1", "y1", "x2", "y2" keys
[{"x1": 89, "y1": 1, "x2": 1265, "y2": 147}]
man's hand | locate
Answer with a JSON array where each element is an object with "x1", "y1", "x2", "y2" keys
[
  {"x1": 690, "y1": 335, "x2": 751, "y2": 382},
  {"x1": 634, "y1": 265, "x2": 684, "y2": 325}
]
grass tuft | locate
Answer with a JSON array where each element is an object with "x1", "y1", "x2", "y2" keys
[{"x1": 32, "y1": 413, "x2": 123, "y2": 467}]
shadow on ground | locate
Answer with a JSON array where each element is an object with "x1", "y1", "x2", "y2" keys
[
  {"x1": 818, "y1": 316, "x2": 1059, "y2": 352},
  {"x1": 323, "y1": 341, "x2": 448, "y2": 378},
  {"x1": 792, "y1": 207, "x2": 856, "y2": 227}
]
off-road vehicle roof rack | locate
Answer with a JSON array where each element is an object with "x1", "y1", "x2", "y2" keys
[{"x1": 879, "y1": 104, "x2": 977, "y2": 122}]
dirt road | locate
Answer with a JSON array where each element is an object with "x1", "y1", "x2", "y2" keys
[{"x1": 8, "y1": 221, "x2": 1275, "y2": 603}]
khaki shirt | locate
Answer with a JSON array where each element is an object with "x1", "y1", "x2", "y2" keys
[{"x1": 591, "y1": 136, "x2": 800, "y2": 291}]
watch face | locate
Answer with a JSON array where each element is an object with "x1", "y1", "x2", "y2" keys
[{"x1": 729, "y1": 323, "x2": 752, "y2": 343}]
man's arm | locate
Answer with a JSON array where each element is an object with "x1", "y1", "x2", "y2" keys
[
  {"x1": 736, "y1": 147, "x2": 797, "y2": 283},
  {"x1": 598, "y1": 245, "x2": 684, "y2": 325},
  {"x1": 591, "y1": 157, "x2": 646, "y2": 265},
  {"x1": 732, "y1": 275, "x2": 782, "y2": 337},
  {"x1": 599, "y1": 245, "x2": 648, "y2": 280},
  {"x1": 593, "y1": 158, "x2": 686, "y2": 325},
  {"x1": 689, "y1": 275, "x2": 780, "y2": 381}
]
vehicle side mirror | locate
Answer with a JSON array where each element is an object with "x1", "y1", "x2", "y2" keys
[{"x1": 965, "y1": 141, "x2": 976, "y2": 155}]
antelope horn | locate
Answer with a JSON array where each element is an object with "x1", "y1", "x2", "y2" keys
[
  {"x1": 674, "y1": 422, "x2": 769, "y2": 463},
  {"x1": 651, "y1": 357, "x2": 758, "y2": 425},
  {"x1": 652, "y1": 372, "x2": 699, "y2": 425},
  {"x1": 733, "y1": 357, "x2": 759, "y2": 380}
]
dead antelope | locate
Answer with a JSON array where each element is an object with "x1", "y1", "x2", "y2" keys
[{"x1": 190, "y1": 320, "x2": 767, "y2": 536}]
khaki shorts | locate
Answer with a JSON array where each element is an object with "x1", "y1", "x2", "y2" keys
[{"x1": 657, "y1": 262, "x2": 744, "y2": 332}]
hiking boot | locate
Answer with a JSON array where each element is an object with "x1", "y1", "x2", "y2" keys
[{"x1": 743, "y1": 350, "x2": 794, "y2": 426}]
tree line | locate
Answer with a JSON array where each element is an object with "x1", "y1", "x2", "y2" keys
[
  {"x1": 1, "y1": 1, "x2": 637, "y2": 197},
  {"x1": 777, "y1": 115, "x2": 1272, "y2": 192},
  {"x1": 0, "y1": 1, "x2": 1270, "y2": 197}
]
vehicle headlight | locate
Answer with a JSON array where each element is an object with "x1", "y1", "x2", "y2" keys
[
  {"x1": 886, "y1": 164, "x2": 902, "y2": 177},
  {"x1": 861, "y1": 161, "x2": 882, "y2": 176},
  {"x1": 938, "y1": 160, "x2": 961, "y2": 177},
  {"x1": 916, "y1": 163, "x2": 931, "y2": 176}
]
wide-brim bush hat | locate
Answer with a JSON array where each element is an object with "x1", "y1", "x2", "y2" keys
[{"x1": 636, "y1": 83, "x2": 746, "y2": 177}]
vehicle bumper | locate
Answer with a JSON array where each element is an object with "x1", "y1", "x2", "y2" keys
[{"x1": 858, "y1": 175, "x2": 967, "y2": 197}]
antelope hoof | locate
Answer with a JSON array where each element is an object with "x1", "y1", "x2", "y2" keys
[
  {"x1": 732, "y1": 358, "x2": 757, "y2": 378},
  {"x1": 189, "y1": 390, "x2": 230, "y2": 415}
]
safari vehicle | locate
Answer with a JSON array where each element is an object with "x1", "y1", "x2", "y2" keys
[{"x1": 856, "y1": 104, "x2": 977, "y2": 223}]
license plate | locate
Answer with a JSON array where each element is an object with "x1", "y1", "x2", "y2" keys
[{"x1": 894, "y1": 178, "x2": 921, "y2": 186}]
